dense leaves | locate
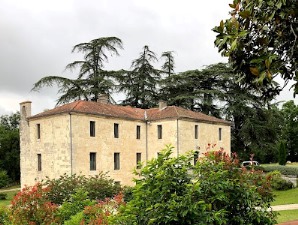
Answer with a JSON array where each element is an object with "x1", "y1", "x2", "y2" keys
[
  {"x1": 114, "y1": 145, "x2": 277, "y2": 225},
  {"x1": 32, "y1": 37, "x2": 123, "y2": 105},
  {"x1": 213, "y1": 0, "x2": 297, "y2": 93},
  {"x1": 0, "y1": 112, "x2": 20, "y2": 182}
]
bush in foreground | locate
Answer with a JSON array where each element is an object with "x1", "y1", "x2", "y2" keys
[{"x1": 114, "y1": 145, "x2": 277, "y2": 225}]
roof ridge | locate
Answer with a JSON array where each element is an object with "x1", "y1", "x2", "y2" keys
[{"x1": 173, "y1": 106, "x2": 180, "y2": 117}]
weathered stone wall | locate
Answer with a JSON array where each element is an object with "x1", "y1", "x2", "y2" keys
[
  {"x1": 70, "y1": 113, "x2": 146, "y2": 186},
  {"x1": 20, "y1": 105, "x2": 231, "y2": 187}
]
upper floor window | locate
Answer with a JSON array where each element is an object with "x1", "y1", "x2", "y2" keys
[
  {"x1": 37, "y1": 124, "x2": 41, "y2": 139},
  {"x1": 114, "y1": 152, "x2": 120, "y2": 170},
  {"x1": 37, "y1": 154, "x2": 42, "y2": 171},
  {"x1": 157, "y1": 125, "x2": 162, "y2": 139},
  {"x1": 90, "y1": 152, "x2": 96, "y2": 171},
  {"x1": 90, "y1": 121, "x2": 95, "y2": 137},
  {"x1": 136, "y1": 125, "x2": 141, "y2": 139},
  {"x1": 219, "y1": 128, "x2": 222, "y2": 141},
  {"x1": 114, "y1": 123, "x2": 119, "y2": 138},
  {"x1": 136, "y1": 153, "x2": 141, "y2": 169},
  {"x1": 195, "y1": 125, "x2": 198, "y2": 139}
]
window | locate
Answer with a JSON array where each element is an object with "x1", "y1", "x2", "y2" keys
[
  {"x1": 219, "y1": 128, "x2": 222, "y2": 141},
  {"x1": 90, "y1": 121, "x2": 95, "y2": 137},
  {"x1": 90, "y1": 152, "x2": 96, "y2": 170},
  {"x1": 114, "y1": 153, "x2": 120, "y2": 170},
  {"x1": 136, "y1": 125, "x2": 141, "y2": 139},
  {"x1": 136, "y1": 153, "x2": 141, "y2": 169},
  {"x1": 37, "y1": 154, "x2": 42, "y2": 171},
  {"x1": 114, "y1": 123, "x2": 119, "y2": 138},
  {"x1": 157, "y1": 125, "x2": 162, "y2": 139},
  {"x1": 37, "y1": 124, "x2": 41, "y2": 139},
  {"x1": 195, "y1": 125, "x2": 198, "y2": 139},
  {"x1": 194, "y1": 151, "x2": 199, "y2": 165}
]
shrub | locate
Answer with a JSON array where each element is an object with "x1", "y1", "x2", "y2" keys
[
  {"x1": 63, "y1": 193, "x2": 125, "y2": 225},
  {"x1": 278, "y1": 141, "x2": 287, "y2": 166},
  {"x1": 56, "y1": 189, "x2": 95, "y2": 222},
  {"x1": 42, "y1": 172, "x2": 121, "y2": 205},
  {"x1": 0, "y1": 170, "x2": 10, "y2": 188},
  {"x1": 266, "y1": 171, "x2": 293, "y2": 190},
  {"x1": 9, "y1": 183, "x2": 59, "y2": 225},
  {"x1": 115, "y1": 145, "x2": 277, "y2": 225},
  {"x1": 197, "y1": 150, "x2": 276, "y2": 225},
  {"x1": 263, "y1": 165, "x2": 298, "y2": 176},
  {"x1": 0, "y1": 207, "x2": 9, "y2": 225}
]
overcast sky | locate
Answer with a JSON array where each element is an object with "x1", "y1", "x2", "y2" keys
[{"x1": 0, "y1": 0, "x2": 296, "y2": 116}]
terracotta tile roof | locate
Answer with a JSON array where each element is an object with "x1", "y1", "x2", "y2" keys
[{"x1": 30, "y1": 100, "x2": 231, "y2": 125}]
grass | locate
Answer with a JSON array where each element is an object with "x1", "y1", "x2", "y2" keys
[
  {"x1": 0, "y1": 185, "x2": 20, "y2": 207},
  {"x1": 262, "y1": 162, "x2": 298, "y2": 167},
  {"x1": 277, "y1": 209, "x2": 298, "y2": 224},
  {"x1": 272, "y1": 188, "x2": 298, "y2": 206}
]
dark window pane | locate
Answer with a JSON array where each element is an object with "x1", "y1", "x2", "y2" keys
[
  {"x1": 195, "y1": 125, "x2": 198, "y2": 139},
  {"x1": 90, "y1": 121, "x2": 95, "y2": 137},
  {"x1": 37, "y1": 124, "x2": 41, "y2": 139},
  {"x1": 114, "y1": 153, "x2": 120, "y2": 170},
  {"x1": 157, "y1": 125, "x2": 162, "y2": 139},
  {"x1": 90, "y1": 152, "x2": 96, "y2": 170},
  {"x1": 114, "y1": 123, "x2": 119, "y2": 138},
  {"x1": 136, "y1": 125, "x2": 141, "y2": 139},
  {"x1": 37, "y1": 154, "x2": 42, "y2": 171}
]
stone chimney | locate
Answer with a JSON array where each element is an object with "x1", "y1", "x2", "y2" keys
[
  {"x1": 97, "y1": 94, "x2": 109, "y2": 104},
  {"x1": 159, "y1": 100, "x2": 167, "y2": 110},
  {"x1": 20, "y1": 101, "x2": 32, "y2": 120}
]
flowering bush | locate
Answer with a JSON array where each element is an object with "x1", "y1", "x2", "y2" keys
[
  {"x1": 9, "y1": 183, "x2": 59, "y2": 225},
  {"x1": 64, "y1": 193, "x2": 125, "y2": 225}
]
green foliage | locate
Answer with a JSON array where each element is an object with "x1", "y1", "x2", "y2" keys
[
  {"x1": 213, "y1": 0, "x2": 297, "y2": 93},
  {"x1": 0, "y1": 112, "x2": 20, "y2": 182},
  {"x1": 279, "y1": 141, "x2": 287, "y2": 165},
  {"x1": 9, "y1": 183, "x2": 59, "y2": 225},
  {"x1": 32, "y1": 37, "x2": 123, "y2": 105},
  {"x1": 42, "y1": 172, "x2": 121, "y2": 205},
  {"x1": 198, "y1": 150, "x2": 276, "y2": 225},
  {"x1": 122, "y1": 185, "x2": 134, "y2": 203},
  {"x1": 0, "y1": 171, "x2": 10, "y2": 188},
  {"x1": 281, "y1": 101, "x2": 298, "y2": 162},
  {"x1": 56, "y1": 189, "x2": 95, "y2": 222},
  {"x1": 118, "y1": 45, "x2": 161, "y2": 108},
  {"x1": 0, "y1": 206, "x2": 9, "y2": 225},
  {"x1": 263, "y1": 165, "x2": 298, "y2": 176},
  {"x1": 266, "y1": 171, "x2": 293, "y2": 190},
  {"x1": 115, "y1": 145, "x2": 277, "y2": 225},
  {"x1": 115, "y1": 145, "x2": 210, "y2": 225}
]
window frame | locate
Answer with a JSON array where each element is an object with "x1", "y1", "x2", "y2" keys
[
  {"x1": 114, "y1": 152, "x2": 120, "y2": 170},
  {"x1": 136, "y1": 125, "x2": 141, "y2": 139},
  {"x1": 90, "y1": 121, "x2": 95, "y2": 137},
  {"x1": 90, "y1": 152, "x2": 96, "y2": 171},
  {"x1": 157, "y1": 125, "x2": 162, "y2": 139},
  {"x1": 114, "y1": 123, "x2": 119, "y2": 138},
  {"x1": 37, "y1": 154, "x2": 42, "y2": 171},
  {"x1": 195, "y1": 125, "x2": 198, "y2": 139},
  {"x1": 37, "y1": 124, "x2": 41, "y2": 139}
]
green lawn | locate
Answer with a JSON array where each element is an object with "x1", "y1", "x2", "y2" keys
[
  {"x1": 272, "y1": 188, "x2": 298, "y2": 206},
  {"x1": 0, "y1": 185, "x2": 20, "y2": 207},
  {"x1": 277, "y1": 209, "x2": 298, "y2": 224}
]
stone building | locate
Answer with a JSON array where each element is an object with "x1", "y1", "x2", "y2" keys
[{"x1": 19, "y1": 100, "x2": 231, "y2": 187}]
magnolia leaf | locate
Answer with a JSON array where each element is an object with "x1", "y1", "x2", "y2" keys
[
  {"x1": 250, "y1": 67, "x2": 259, "y2": 76},
  {"x1": 239, "y1": 10, "x2": 250, "y2": 18},
  {"x1": 266, "y1": 70, "x2": 272, "y2": 79},
  {"x1": 265, "y1": 59, "x2": 271, "y2": 69}
]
